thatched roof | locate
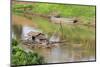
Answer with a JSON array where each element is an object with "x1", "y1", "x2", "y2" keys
[
  {"x1": 27, "y1": 31, "x2": 40, "y2": 36},
  {"x1": 27, "y1": 31, "x2": 46, "y2": 40},
  {"x1": 27, "y1": 31, "x2": 44, "y2": 36}
]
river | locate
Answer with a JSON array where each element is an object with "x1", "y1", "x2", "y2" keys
[{"x1": 12, "y1": 15, "x2": 96, "y2": 63}]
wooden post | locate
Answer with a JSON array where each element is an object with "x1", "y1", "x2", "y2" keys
[{"x1": 59, "y1": 21, "x2": 64, "y2": 40}]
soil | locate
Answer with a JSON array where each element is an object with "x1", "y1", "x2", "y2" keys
[{"x1": 12, "y1": 15, "x2": 37, "y2": 27}]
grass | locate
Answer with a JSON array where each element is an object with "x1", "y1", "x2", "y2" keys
[{"x1": 13, "y1": 2, "x2": 95, "y2": 22}]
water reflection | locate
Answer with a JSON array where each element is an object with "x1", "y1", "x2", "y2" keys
[{"x1": 12, "y1": 24, "x2": 22, "y2": 40}]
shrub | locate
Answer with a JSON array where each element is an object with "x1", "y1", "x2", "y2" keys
[{"x1": 12, "y1": 39, "x2": 45, "y2": 66}]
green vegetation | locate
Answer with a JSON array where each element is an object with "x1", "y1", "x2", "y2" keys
[
  {"x1": 12, "y1": 2, "x2": 95, "y2": 46},
  {"x1": 13, "y1": 3, "x2": 95, "y2": 22},
  {"x1": 32, "y1": 16, "x2": 95, "y2": 46},
  {"x1": 12, "y1": 39, "x2": 45, "y2": 66},
  {"x1": 13, "y1": 4, "x2": 33, "y2": 9},
  {"x1": 12, "y1": 4, "x2": 33, "y2": 13},
  {"x1": 12, "y1": 39, "x2": 18, "y2": 46},
  {"x1": 35, "y1": 3, "x2": 95, "y2": 23}
]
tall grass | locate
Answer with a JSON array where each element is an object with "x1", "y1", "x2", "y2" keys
[{"x1": 32, "y1": 16, "x2": 95, "y2": 45}]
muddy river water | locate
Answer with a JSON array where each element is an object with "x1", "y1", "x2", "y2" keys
[{"x1": 12, "y1": 15, "x2": 95, "y2": 63}]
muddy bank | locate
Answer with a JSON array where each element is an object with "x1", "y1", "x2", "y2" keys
[{"x1": 12, "y1": 15, "x2": 37, "y2": 27}]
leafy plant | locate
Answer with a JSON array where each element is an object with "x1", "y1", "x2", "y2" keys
[
  {"x1": 11, "y1": 39, "x2": 45, "y2": 66},
  {"x1": 12, "y1": 39, "x2": 18, "y2": 46}
]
